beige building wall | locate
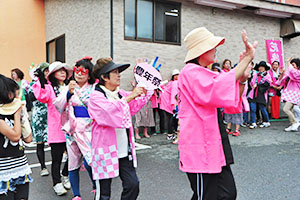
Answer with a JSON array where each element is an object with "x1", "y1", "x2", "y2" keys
[
  {"x1": 45, "y1": 0, "x2": 300, "y2": 89},
  {"x1": 114, "y1": 0, "x2": 300, "y2": 89},
  {"x1": 0, "y1": 0, "x2": 46, "y2": 81},
  {"x1": 45, "y1": 0, "x2": 111, "y2": 67}
]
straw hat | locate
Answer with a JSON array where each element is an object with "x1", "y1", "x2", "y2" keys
[
  {"x1": 184, "y1": 27, "x2": 225, "y2": 63},
  {"x1": 0, "y1": 98, "x2": 22, "y2": 115},
  {"x1": 47, "y1": 61, "x2": 73, "y2": 79}
]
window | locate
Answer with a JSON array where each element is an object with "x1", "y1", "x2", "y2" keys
[
  {"x1": 46, "y1": 34, "x2": 65, "y2": 63},
  {"x1": 124, "y1": 0, "x2": 181, "y2": 44}
]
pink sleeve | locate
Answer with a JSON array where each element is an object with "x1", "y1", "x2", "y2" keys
[
  {"x1": 53, "y1": 86, "x2": 69, "y2": 113},
  {"x1": 268, "y1": 71, "x2": 276, "y2": 87},
  {"x1": 32, "y1": 80, "x2": 54, "y2": 104},
  {"x1": 276, "y1": 74, "x2": 288, "y2": 86},
  {"x1": 120, "y1": 90, "x2": 153, "y2": 116},
  {"x1": 88, "y1": 91, "x2": 132, "y2": 128},
  {"x1": 170, "y1": 81, "x2": 178, "y2": 106},
  {"x1": 287, "y1": 66, "x2": 300, "y2": 81},
  {"x1": 183, "y1": 67, "x2": 240, "y2": 108},
  {"x1": 265, "y1": 74, "x2": 272, "y2": 84}
]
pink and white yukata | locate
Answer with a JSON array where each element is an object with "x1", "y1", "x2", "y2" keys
[
  {"x1": 277, "y1": 65, "x2": 300, "y2": 105},
  {"x1": 276, "y1": 65, "x2": 300, "y2": 124},
  {"x1": 54, "y1": 82, "x2": 94, "y2": 170}
]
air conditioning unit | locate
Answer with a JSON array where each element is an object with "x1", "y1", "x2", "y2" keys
[{"x1": 280, "y1": 19, "x2": 300, "y2": 38}]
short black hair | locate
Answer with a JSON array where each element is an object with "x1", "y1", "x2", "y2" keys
[
  {"x1": 0, "y1": 74, "x2": 19, "y2": 104},
  {"x1": 11, "y1": 68, "x2": 24, "y2": 80},
  {"x1": 186, "y1": 57, "x2": 199, "y2": 65},
  {"x1": 272, "y1": 61, "x2": 280, "y2": 66},
  {"x1": 171, "y1": 74, "x2": 178, "y2": 81},
  {"x1": 75, "y1": 59, "x2": 96, "y2": 84},
  {"x1": 212, "y1": 62, "x2": 221, "y2": 72},
  {"x1": 290, "y1": 58, "x2": 300, "y2": 68}
]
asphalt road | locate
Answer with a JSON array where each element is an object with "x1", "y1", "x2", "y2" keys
[{"x1": 26, "y1": 120, "x2": 300, "y2": 200}]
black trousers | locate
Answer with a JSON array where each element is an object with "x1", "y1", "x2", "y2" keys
[
  {"x1": 165, "y1": 111, "x2": 178, "y2": 134},
  {"x1": 151, "y1": 107, "x2": 165, "y2": 133},
  {"x1": 95, "y1": 157, "x2": 139, "y2": 200},
  {"x1": 0, "y1": 182, "x2": 29, "y2": 200},
  {"x1": 187, "y1": 165, "x2": 237, "y2": 200},
  {"x1": 50, "y1": 142, "x2": 68, "y2": 186}
]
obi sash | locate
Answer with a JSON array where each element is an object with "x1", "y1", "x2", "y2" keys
[{"x1": 73, "y1": 106, "x2": 90, "y2": 118}]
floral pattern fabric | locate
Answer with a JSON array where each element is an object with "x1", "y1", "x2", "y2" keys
[{"x1": 28, "y1": 82, "x2": 47, "y2": 143}]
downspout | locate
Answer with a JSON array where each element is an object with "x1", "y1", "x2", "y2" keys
[{"x1": 110, "y1": 0, "x2": 114, "y2": 59}]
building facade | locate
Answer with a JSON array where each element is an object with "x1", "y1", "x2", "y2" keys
[
  {"x1": 45, "y1": 0, "x2": 300, "y2": 89},
  {"x1": 0, "y1": 0, "x2": 45, "y2": 81}
]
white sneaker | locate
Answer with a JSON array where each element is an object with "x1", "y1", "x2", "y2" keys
[
  {"x1": 53, "y1": 183, "x2": 67, "y2": 196},
  {"x1": 259, "y1": 122, "x2": 271, "y2": 128},
  {"x1": 40, "y1": 168, "x2": 49, "y2": 176},
  {"x1": 284, "y1": 125, "x2": 294, "y2": 132},
  {"x1": 61, "y1": 176, "x2": 71, "y2": 190},
  {"x1": 249, "y1": 123, "x2": 257, "y2": 129},
  {"x1": 291, "y1": 122, "x2": 300, "y2": 131}
]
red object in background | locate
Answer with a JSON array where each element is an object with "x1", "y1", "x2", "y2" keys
[{"x1": 272, "y1": 95, "x2": 281, "y2": 119}]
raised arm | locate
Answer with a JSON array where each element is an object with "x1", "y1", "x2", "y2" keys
[{"x1": 235, "y1": 30, "x2": 258, "y2": 81}]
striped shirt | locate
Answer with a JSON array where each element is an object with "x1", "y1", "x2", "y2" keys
[{"x1": 0, "y1": 155, "x2": 31, "y2": 182}]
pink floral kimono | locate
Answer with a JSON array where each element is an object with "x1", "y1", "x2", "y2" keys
[{"x1": 54, "y1": 82, "x2": 94, "y2": 170}]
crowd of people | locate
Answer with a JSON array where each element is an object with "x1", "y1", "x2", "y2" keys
[
  {"x1": 211, "y1": 57, "x2": 300, "y2": 136},
  {"x1": 0, "y1": 26, "x2": 299, "y2": 200}
]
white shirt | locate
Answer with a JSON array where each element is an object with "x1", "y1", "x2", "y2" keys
[{"x1": 100, "y1": 86, "x2": 128, "y2": 158}]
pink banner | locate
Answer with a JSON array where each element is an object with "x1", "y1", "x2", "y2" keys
[{"x1": 266, "y1": 40, "x2": 284, "y2": 69}]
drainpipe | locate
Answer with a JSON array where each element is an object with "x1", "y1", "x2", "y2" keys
[{"x1": 110, "y1": 0, "x2": 114, "y2": 59}]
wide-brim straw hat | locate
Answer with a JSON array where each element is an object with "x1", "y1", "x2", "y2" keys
[
  {"x1": 184, "y1": 27, "x2": 225, "y2": 63},
  {"x1": 47, "y1": 61, "x2": 73, "y2": 79},
  {"x1": 0, "y1": 98, "x2": 22, "y2": 115}
]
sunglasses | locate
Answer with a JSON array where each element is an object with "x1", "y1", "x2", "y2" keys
[{"x1": 73, "y1": 66, "x2": 89, "y2": 75}]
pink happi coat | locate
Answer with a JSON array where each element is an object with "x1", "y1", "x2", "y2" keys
[
  {"x1": 32, "y1": 80, "x2": 67, "y2": 144},
  {"x1": 224, "y1": 81, "x2": 249, "y2": 114},
  {"x1": 160, "y1": 80, "x2": 178, "y2": 114},
  {"x1": 268, "y1": 69, "x2": 280, "y2": 96},
  {"x1": 242, "y1": 82, "x2": 250, "y2": 112},
  {"x1": 54, "y1": 83, "x2": 94, "y2": 170},
  {"x1": 88, "y1": 87, "x2": 152, "y2": 180},
  {"x1": 248, "y1": 71, "x2": 272, "y2": 102},
  {"x1": 178, "y1": 63, "x2": 240, "y2": 173},
  {"x1": 276, "y1": 65, "x2": 300, "y2": 105},
  {"x1": 150, "y1": 91, "x2": 158, "y2": 109}
]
